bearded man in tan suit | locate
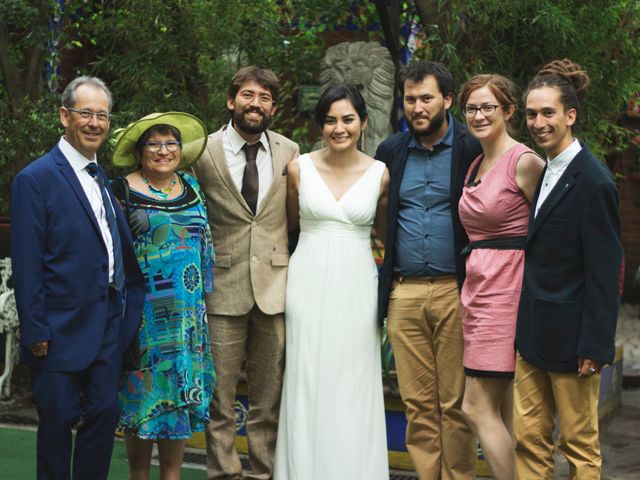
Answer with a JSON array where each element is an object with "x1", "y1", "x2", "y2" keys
[{"x1": 193, "y1": 66, "x2": 299, "y2": 480}]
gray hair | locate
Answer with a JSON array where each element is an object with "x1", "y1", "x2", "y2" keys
[{"x1": 61, "y1": 76, "x2": 113, "y2": 111}]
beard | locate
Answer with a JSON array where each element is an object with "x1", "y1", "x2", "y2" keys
[
  {"x1": 232, "y1": 106, "x2": 271, "y2": 135},
  {"x1": 407, "y1": 106, "x2": 447, "y2": 138}
]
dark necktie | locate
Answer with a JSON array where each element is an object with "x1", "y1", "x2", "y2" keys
[
  {"x1": 242, "y1": 142, "x2": 261, "y2": 215},
  {"x1": 86, "y1": 163, "x2": 125, "y2": 291}
]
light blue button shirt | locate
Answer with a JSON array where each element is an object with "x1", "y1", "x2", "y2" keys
[{"x1": 394, "y1": 115, "x2": 456, "y2": 276}]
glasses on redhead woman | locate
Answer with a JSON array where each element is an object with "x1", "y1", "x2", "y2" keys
[{"x1": 462, "y1": 104, "x2": 501, "y2": 118}]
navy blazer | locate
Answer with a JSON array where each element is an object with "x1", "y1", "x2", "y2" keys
[
  {"x1": 375, "y1": 116, "x2": 482, "y2": 325},
  {"x1": 11, "y1": 145, "x2": 145, "y2": 372},
  {"x1": 516, "y1": 144, "x2": 623, "y2": 372}
]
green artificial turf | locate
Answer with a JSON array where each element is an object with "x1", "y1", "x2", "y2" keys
[{"x1": 0, "y1": 426, "x2": 206, "y2": 479}]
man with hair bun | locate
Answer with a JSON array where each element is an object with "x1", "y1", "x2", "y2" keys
[{"x1": 515, "y1": 59, "x2": 623, "y2": 479}]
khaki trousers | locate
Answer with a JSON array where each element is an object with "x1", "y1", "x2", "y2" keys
[
  {"x1": 387, "y1": 276, "x2": 476, "y2": 480},
  {"x1": 205, "y1": 306, "x2": 285, "y2": 480},
  {"x1": 514, "y1": 353, "x2": 601, "y2": 480}
]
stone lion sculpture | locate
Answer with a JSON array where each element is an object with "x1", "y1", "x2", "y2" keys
[{"x1": 319, "y1": 41, "x2": 396, "y2": 156}]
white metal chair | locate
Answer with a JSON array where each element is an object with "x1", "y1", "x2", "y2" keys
[{"x1": 0, "y1": 257, "x2": 19, "y2": 398}]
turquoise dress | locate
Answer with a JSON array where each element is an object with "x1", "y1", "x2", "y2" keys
[{"x1": 115, "y1": 171, "x2": 215, "y2": 439}]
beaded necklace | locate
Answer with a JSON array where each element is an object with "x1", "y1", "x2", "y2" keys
[{"x1": 141, "y1": 173, "x2": 177, "y2": 200}]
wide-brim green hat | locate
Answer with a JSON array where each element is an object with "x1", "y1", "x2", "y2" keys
[{"x1": 112, "y1": 112, "x2": 207, "y2": 169}]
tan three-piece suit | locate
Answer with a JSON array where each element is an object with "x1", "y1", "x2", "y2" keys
[{"x1": 193, "y1": 125, "x2": 299, "y2": 480}]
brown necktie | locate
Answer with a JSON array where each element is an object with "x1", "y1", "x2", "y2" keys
[{"x1": 242, "y1": 142, "x2": 260, "y2": 214}]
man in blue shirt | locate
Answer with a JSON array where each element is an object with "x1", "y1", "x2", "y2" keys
[{"x1": 376, "y1": 61, "x2": 481, "y2": 480}]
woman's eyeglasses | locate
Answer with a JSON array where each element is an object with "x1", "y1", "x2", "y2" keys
[
  {"x1": 462, "y1": 104, "x2": 501, "y2": 118},
  {"x1": 144, "y1": 141, "x2": 181, "y2": 153}
]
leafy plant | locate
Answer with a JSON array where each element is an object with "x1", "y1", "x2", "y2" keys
[{"x1": 380, "y1": 0, "x2": 640, "y2": 157}]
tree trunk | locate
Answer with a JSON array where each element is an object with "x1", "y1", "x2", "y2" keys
[
  {"x1": 0, "y1": 28, "x2": 21, "y2": 113},
  {"x1": 374, "y1": 0, "x2": 403, "y2": 131}
]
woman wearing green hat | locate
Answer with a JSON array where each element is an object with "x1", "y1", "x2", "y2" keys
[{"x1": 111, "y1": 112, "x2": 215, "y2": 479}]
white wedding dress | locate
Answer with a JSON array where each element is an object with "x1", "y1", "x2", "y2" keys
[{"x1": 274, "y1": 154, "x2": 389, "y2": 480}]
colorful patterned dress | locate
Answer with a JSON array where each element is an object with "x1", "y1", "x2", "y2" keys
[{"x1": 115, "y1": 171, "x2": 215, "y2": 439}]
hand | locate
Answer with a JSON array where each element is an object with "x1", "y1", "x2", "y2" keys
[
  {"x1": 129, "y1": 209, "x2": 150, "y2": 237},
  {"x1": 29, "y1": 341, "x2": 49, "y2": 357},
  {"x1": 578, "y1": 357, "x2": 603, "y2": 377}
]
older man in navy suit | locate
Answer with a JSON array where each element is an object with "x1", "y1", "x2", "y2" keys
[{"x1": 11, "y1": 76, "x2": 144, "y2": 480}]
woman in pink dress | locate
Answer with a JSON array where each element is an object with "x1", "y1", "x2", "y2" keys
[{"x1": 457, "y1": 74, "x2": 544, "y2": 480}]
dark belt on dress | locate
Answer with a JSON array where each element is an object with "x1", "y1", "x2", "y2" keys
[{"x1": 460, "y1": 235, "x2": 527, "y2": 257}]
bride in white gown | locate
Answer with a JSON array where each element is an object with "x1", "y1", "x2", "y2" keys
[{"x1": 274, "y1": 84, "x2": 390, "y2": 480}]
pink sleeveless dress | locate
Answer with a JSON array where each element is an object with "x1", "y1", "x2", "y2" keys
[{"x1": 458, "y1": 143, "x2": 534, "y2": 374}]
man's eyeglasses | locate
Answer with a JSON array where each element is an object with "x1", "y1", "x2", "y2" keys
[
  {"x1": 144, "y1": 141, "x2": 181, "y2": 153},
  {"x1": 67, "y1": 108, "x2": 111, "y2": 123},
  {"x1": 462, "y1": 104, "x2": 501, "y2": 118},
  {"x1": 238, "y1": 90, "x2": 275, "y2": 105}
]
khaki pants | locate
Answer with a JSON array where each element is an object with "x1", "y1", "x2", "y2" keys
[
  {"x1": 514, "y1": 353, "x2": 601, "y2": 480},
  {"x1": 387, "y1": 276, "x2": 476, "y2": 480},
  {"x1": 205, "y1": 307, "x2": 285, "y2": 480}
]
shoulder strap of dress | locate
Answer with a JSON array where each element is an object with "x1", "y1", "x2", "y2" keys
[{"x1": 465, "y1": 155, "x2": 483, "y2": 185}]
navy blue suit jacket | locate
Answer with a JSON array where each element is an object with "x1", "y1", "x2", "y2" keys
[
  {"x1": 516, "y1": 144, "x2": 623, "y2": 372},
  {"x1": 11, "y1": 145, "x2": 144, "y2": 372},
  {"x1": 375, "y1": 117, "x2": 482, "y2": 325}
]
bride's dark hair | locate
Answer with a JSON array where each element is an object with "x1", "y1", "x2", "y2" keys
[{"x1": 314, "y1": 84, "x2": 368, "y2": 126}]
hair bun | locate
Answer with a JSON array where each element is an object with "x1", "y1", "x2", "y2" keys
[{"x1": 537, "y1": 59, "x2": 590, "y2": 97}]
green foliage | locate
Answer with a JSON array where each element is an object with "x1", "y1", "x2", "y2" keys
[
  {"x1": 69, "y1": 0, "x2": 372, "y2": 147},
  {"x1": 0, "y1": 0, "x2": 49, "y2": 70},
  {"x1": 408, "y1": 0, "x2": 640, "y2": 157},
  {"x1": 2, "y1": 0, "x2": 639, "y2": 217},
  {"x1": 0, "y1": 95, "x2": 62, "y2": 213},
  {"x1": 0, "y1": 1, "x2": 374, "y2": 212},
  {"x1": 0, "y1": 0, "x2": 87, "y2": 213},
  {"x1": 0, "y1": 95, "x2": 60, "y2": 163}
]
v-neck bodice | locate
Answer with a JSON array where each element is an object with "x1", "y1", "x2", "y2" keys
[{"x1": 298, "y1": 153, "x2": 385, "y2": 240}]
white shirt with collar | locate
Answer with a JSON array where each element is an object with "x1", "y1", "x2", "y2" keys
[
  {"x1": 534, "y1": 138, "x2": 582, "y2": 217},
  {"x1": 223, "y1": 121, "x2": 273, "y2": 210},
  {"x1": 59, "y1": 136, "x2": 116, "y2": 282}
]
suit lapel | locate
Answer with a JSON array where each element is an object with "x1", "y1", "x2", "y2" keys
[
  {"x1": 528, "y1": 152, "x2": 584, "y2": 240},
  {"x1": 53, "y1": 146, "x2": 103, "y2": 238},
  {"x1": 101, "y1": 163, "x2": 132, "y2": 242},
  {"x1": 450, "y1": 122, "x2": 466, "y2": 204},
  {"x1": 209, "y1": 127, "x2": 249, "y2": 210},
  {"x1": 388, "y1": 133, "x2": 412, "y2": 208},
  {"x1": 526, "y1": 165, "x2": 546, "y2": 241},
  {"x1": 257, "y1": 130, "x2": 284, "y2": 216}
]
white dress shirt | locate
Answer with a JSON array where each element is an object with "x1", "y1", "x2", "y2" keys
[
  {"x1": 223, "y1": 121, "x2": 273, "y2": 210},
  {"x1": 534, "y1": 139, "x2": 582, "y2": 217},
  {"x1": 59, "y1": 136, "x2": 116, "y2": 281}
]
